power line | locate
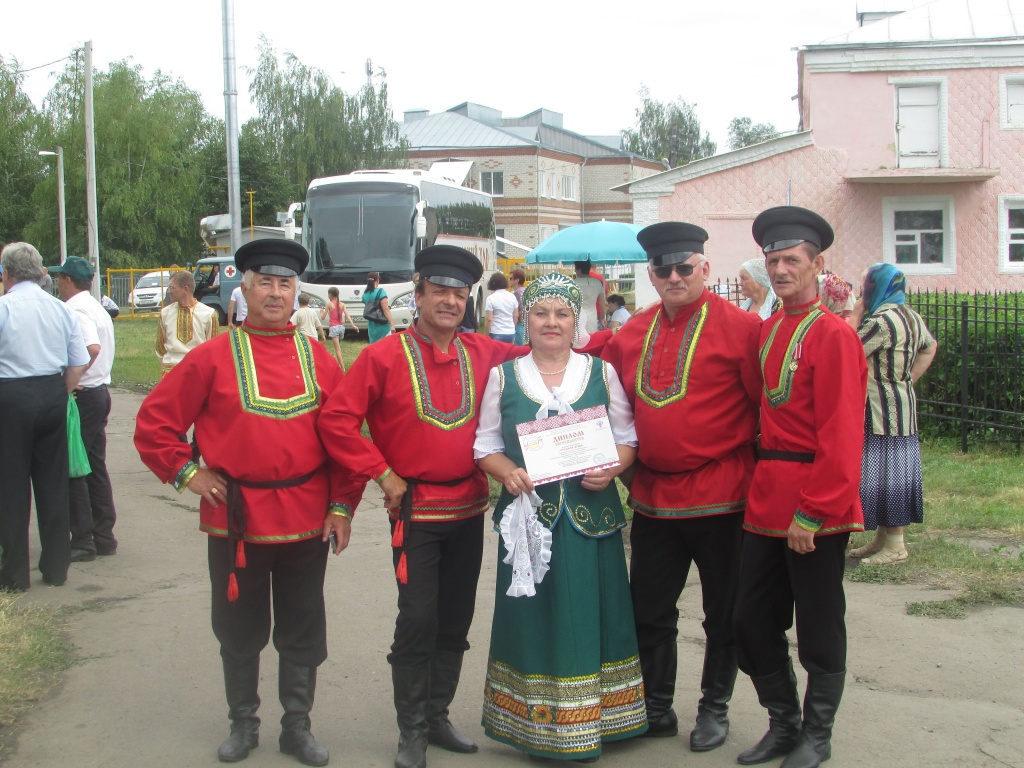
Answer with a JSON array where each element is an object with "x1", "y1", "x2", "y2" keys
[{"x1": 14, "y1": 54, "x2": 75, "y2": 75}]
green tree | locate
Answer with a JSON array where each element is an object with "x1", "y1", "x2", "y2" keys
[
  {"x1": 0, "y1": 56, "x2": 41, "y2": 246},
  {"x1": 247, "y1": 36, "x2": 407, "y2": 200},
  {"x1": 196, "y1": 121, "x2": 294, "y2": 228},
  {"x1": 727, "y1": 117, "x2": 778, "y2": 150},
  {"x1": 621, "y1": 86, "x2": 716, "y2": 168},
  {"x1": 28, "y1": 57, "x2": 218, "y2": 268}
]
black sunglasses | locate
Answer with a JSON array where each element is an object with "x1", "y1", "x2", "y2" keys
[{"x1": 652, "y1": 261, "x2": 701, "y2": 279}]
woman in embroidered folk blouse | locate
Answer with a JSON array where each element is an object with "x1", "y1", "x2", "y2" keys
[
  {"x1": 473, "y1": 272, "x2": 648, "y2": 762},
  {"x1": 849, "y1": 264, "x2": 937, "y2": 566}
]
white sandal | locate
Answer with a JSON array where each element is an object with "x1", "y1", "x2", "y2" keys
[
  {"x1": 848, "y1": 540, "x2": 884, "y2": 559},
  {"x1": 860, "y1": 547, "x2": 909, "y2": 566}
]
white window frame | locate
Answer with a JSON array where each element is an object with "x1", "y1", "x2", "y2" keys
[
  {"x1": 889, "y1": 76, "x2": 949, "y2": 168},
  {"x1": 998, "y1": 194, "x2": 1024, "y2": 273},
  {"x1": 882, "y1": 195, "x2": 956, "y2": 275},
  {"x1": 999, "y1": 74, "x2": 1024, "y2": 130},
  {"x1": 481, "y1": 171, "x2": 503, "y2": 197},
  {"x1": 562, "y1": 175, "x2": 576, "y2": 201},
  {"x1": 540, "y1": 171, "x2": 553, "y2": 199}
]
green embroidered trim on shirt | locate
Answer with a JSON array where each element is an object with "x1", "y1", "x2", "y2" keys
[
  {"x1": 174, "y1": 461, "x2": 199, "y2": 493},
  {"x1": 400, "y1": 333, "x2": 475, "y2": 430},
  {"x1": 794, "y1": 508, "x2": 825, "y2": 532},
  {"x1": 231, "y1": 327, "x2": 321, "y2": 420},
  {"x1": 760, "y1": 302, "x2": 824, "y2": 409},
  {"x1": 628, "y1": 497, "x2": 746, "y2": 518},
  {"x1": 635, "y1": 304, "x2": 708, "y2": 408},
  {"x1": 328, "y1": 503, "x2": 353, "y2": 519}
]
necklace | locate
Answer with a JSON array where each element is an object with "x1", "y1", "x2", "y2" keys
[{"x1": 538, "y1": 365, "x2": 567, "y2": 376}]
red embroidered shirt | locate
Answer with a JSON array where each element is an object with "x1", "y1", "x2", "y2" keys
[
  {"x1": 602, "y1": 289, "x2": 762, "y2": 518},
  {"x1": 745, "y1": 299, "x2": 868, "y2": 537},
  {"x1": 134, "y1": 325, "x2": 363, "y2": 541}
]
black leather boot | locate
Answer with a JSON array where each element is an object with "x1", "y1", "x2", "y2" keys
[
  {"x1": 278, "y1": 659, "x2": 329, "y2": 766},
  {"x1": 393, "y1": 663, "x2": 430, "y2": 768},
  {"x1": 640, "y1": 640, "x2": 679, "y2": 737},
  {"x1": 218, "y1": 656, "x2": 261, "y2": 763},
  {"x1": 737, "y1": 659, "x2": 802, "y2": 765},
  {"x1": 689, "y1": 644, "x2": 738, "y2": 752},
  {"x1": 426, "y1": 650, "x2": 478, "y2": 753},
  {"x1": 780, "y1": 672, "x2": 845, "y2": 768}
]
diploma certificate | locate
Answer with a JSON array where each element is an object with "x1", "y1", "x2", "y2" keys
[{"x1": 516, "y1": 405, "x2": 620, "y2": 485}]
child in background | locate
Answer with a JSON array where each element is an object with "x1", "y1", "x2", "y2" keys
[{"x1": 320, "y1": 287, "x2": 358, "y2": 371}]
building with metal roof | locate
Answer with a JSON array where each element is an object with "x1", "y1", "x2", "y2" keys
[{"x1": 400, "y1": 103, "x2": 662, "y2": 260}]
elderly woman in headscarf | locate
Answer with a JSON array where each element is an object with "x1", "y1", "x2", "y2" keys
[
  {"x1": 738, "y1": 257, "x2": 778, "y2": 320},
  {"x1": 848, "y1": 264, "x2": 938, "y2": 565},
  {"x1": 819, "y1": 272, "x2": 856, "y2": 319},
  {"x1": 474, "y1": 272, "x2": 648, "y2": 761}
]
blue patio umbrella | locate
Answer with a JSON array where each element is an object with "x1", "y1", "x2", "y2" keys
[{"x1": 525, "y1": 221, "x2": 647, "y2": 264}]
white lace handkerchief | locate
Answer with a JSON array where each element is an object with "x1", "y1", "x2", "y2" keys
[{"x1": 498, "y1": 490, "x2": 553, "y2": 597}]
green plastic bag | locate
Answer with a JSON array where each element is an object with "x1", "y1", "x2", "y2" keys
[{"x1": 67, "y1": 395, "x2": 92, "y2": 478}]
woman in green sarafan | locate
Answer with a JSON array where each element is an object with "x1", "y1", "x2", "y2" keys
[{"x1": 474, "y1": 273, "x2": 648, "y2": 762}]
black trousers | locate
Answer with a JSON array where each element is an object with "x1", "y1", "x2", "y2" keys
[
  {"x1": 208, "y1": 536, "x2": 329, "y2": 667},
  {"x1": 388, "y1": 515, "x2": 484, "y2": 667},
  {"x1": 69, "y1": 385, "x2": 117, "y2": 553},
  {"x1": 630, "y1": 512, "x2": 743, "y2": 652},
  {"x1": 0, "y1": 375, "x2": 70, "y2": 590},
  {"x1": 733, "y1": 532, "x2": 850, "y2": 677}
]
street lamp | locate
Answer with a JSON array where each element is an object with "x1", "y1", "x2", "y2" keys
[{"x1": 38, "y1": 147, "x2": 67, "y2": 265}]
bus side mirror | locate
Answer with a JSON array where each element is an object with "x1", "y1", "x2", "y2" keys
[{"x1": 415, "y1": 215, "x2": 427, "y2": 240}]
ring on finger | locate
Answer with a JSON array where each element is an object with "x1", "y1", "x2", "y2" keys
[{"x1": 211, "y1": 488, "x2": 219, "y2": 495}]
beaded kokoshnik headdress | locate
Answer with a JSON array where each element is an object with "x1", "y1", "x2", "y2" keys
[{"x1": 520, "y1": 272, "x2": 583, "y2": 345}]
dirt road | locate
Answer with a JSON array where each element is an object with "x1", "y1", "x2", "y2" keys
[{"x1": 6, "y1": 390, "x2": 1023, "y2": 767}]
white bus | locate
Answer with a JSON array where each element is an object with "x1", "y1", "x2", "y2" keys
[{"x1": 298, "y1": 169, "x2": 498, "y2": 330}]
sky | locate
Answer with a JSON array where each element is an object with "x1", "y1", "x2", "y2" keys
[{"x1": 4, "y1": 0, "x2": 861, "y2": 152}]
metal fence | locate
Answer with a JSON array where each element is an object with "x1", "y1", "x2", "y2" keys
[
  {"x1": 906, "y1": 290, "x2": 1024, "y2": 452},
  {"x1": 104, "y1": 268, "x2": 174, "y2": 318}
]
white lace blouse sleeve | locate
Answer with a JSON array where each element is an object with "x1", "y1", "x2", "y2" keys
[
  {"x1": 474, "y1": 366, "x2": 507, "y2": 459},
  {"x1": 604, "y1": 361, "x2": 638, "y2": 447}
]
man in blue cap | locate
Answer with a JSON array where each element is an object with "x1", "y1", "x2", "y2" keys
[
  {"x1": 136, "y1": 238, "x2": 364, "y2": 766},
  {"x1": 734, "y1": 206, "x2": 867, "y2": 768},
  {"x1": 603, "y1": 221, "x2": 762, "y2": 754},
  {"x1": 50, "y1": 255, "x2": 119, "y2": 561}
]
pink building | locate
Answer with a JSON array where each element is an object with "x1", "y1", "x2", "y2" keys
[{"x1": 618, "y1": 0, "x2": 1024, "y2": 292}]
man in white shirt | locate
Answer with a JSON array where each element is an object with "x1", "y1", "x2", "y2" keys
[
  {"x1": 574, "y1": 260, "x2": 606, "y2": 333},
  {"x1": 50, "y1": 256, "x2": 119, "y2": 560},
  {"x1": 0, "y1": 243, "x2": 90, "y2": 591},
  {"x1": 156, "y1": 272, "x2": 219, "y2": 376},
  {"x1": 228, "y1": 284, "x2": 248, "y2": 329}
]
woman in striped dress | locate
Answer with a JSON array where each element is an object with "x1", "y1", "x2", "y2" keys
[{"x1": 849, "y1": 264, "x2": 938, "y2": 565}]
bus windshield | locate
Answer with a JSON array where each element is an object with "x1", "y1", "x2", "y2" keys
[{"x1": 303, "y1": 182, "x2": 417, "y2": 285}]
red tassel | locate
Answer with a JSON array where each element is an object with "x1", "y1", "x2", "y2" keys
[
  {"x1": 227, "y1": 573, "x2": 239, "y2": 602},
  {"x1": 235, "y1": 540, "x2": 246, "y2": 568},
  {"x1": 391, "y1": 519, "x2": 404, "y2": 548},
  {"x1": 395, "y1": 552, "x2": 408, "y2": 584}
]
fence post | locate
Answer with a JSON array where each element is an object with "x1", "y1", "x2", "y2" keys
[{"x1": 959, "y1": 300, "x2": 969, "y2": 453}]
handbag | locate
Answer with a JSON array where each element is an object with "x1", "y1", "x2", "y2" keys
[
  {"x1": 363, "y1": 291, "x2": 387, "y2": 324},
  {"x1": 67, "y1": 395, "x2": 92, "y2": 478}
]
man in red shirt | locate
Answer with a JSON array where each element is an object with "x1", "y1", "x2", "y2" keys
[
  {"x1": 135, "y1": 239, "x2": 362, "y2": 766},
  {"x1": 603, "y1": 222, "x2": 762, "y2": 754},
  {"x1": 734, "y1": 207, "x2": 867, "y2": 768},
  {"x1": 318, "y1": 246, "x2": 520, "y2": 768}
]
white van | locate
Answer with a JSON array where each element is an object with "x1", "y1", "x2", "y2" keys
[{"x1": 129, "y1": 270, "x2": 173, "y2": 312}]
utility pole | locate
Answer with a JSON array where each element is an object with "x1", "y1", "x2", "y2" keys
[
  {"x1": 221, "y1": 0, "x2": 242, "y2": 257},
  {"x1": 246, "y1": 190, "x2": 255, "y2": 238},
  {"x1": 84, "y1": 42, "x2": 101, "y2": 300}
]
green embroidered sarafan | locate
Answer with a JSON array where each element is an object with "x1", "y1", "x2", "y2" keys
[
  {"x1": 231, "y1": 327, "x2": 320, "y2": 419},
  {"x1": 760, "y1": 301, "x2": 825, "y2": 409},
  {"x1": 635, "y1": 304, "x2": 708, "y2": 408},
  {"x1": 400, "y1": 333, "x2": 475, "y2": 430}
]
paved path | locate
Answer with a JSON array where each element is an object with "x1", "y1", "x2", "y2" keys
[{"x1": 7, "y1": 390, "x2": 1024, "y2": 767}]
